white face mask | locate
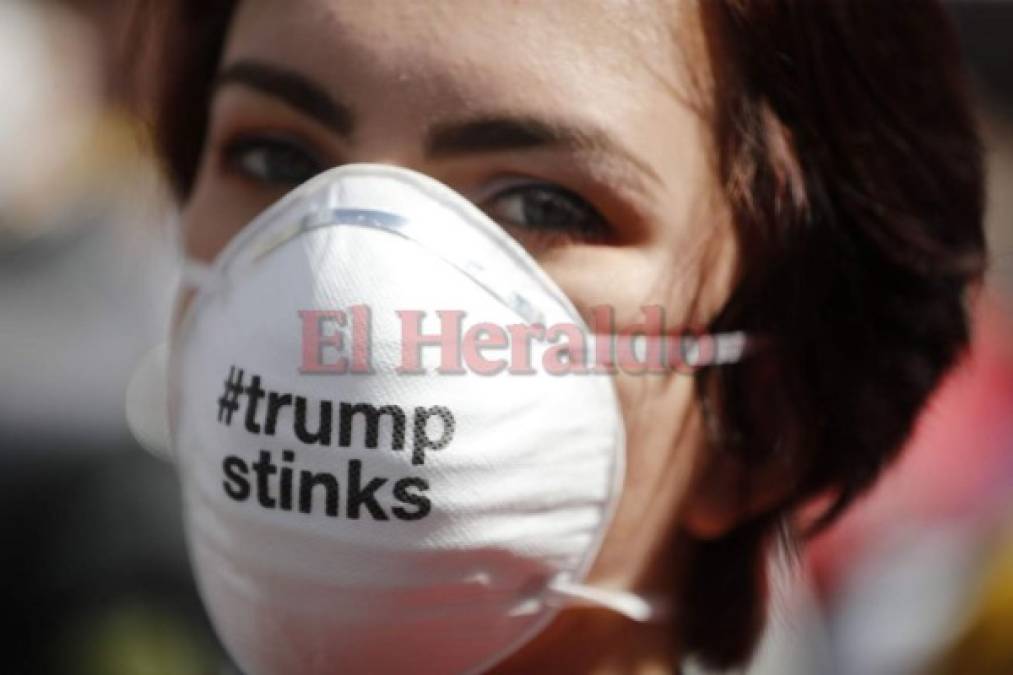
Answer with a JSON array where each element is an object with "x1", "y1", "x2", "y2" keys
[{"x1": 127, "y1": 164, "x2": 747, "y2": 675}]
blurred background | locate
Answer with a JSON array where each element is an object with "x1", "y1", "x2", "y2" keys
[{"x1": 0, "y1": 1, "x2": 1009, "y2": 674}]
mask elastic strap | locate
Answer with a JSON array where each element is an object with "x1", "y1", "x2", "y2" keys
[
  {"x1": 585, "y1": 330, "x2": 753, "y2": 371},
  {"x1": 681, "y1": 330, "x2": 751, "y2": 367},
  {"x1": 545, "y1": 576, "x2": 669, "y2": 623}
]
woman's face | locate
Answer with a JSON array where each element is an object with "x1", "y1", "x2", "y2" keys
[{"x1": 182, "y1": 0, "x2": 735, "y2": 589}]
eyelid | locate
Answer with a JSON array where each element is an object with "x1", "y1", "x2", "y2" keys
[
  {"x1": 468, "y1": 175, "x2": 543, "y2": 203},
  {"x1": 212, "y1": 133, "x2": 336, "y2": 195},
  {"x1": 219, "y1": 130, "x2": 328, "y2": 170},
  {"x1": 468, "y1": 175, "x2": 604, "y2": 218},
  {"x1": 207, "y1": 84, "x2": 345, "y2": 157},
  {"x1": 471, "y1": 174, "x2": 604, "y2": 205},
  {"x1": 474, "y1": 175, "x2": 613, "y2": 242}
]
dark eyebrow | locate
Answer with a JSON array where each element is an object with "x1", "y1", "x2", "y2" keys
[
  {"x1": 214, "y1": 60, "x2": 354, "y2": 137},
  {"x1": 425, "y1": 116, "x2": 661, "y2": 185},
  {"x1": 213, "y1": 61, "x2": 659, "y2": 188}
]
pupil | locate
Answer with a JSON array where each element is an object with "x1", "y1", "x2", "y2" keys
[
  {"x1": 272, "y1": 147, "x2": 314, "y2": 184},
  {"x1": 525, "y1": 190, "x2": 579, "y2": 229}
]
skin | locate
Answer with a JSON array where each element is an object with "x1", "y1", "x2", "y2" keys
[{"x1": 180, "y1": 1, "x2": 747, "y2": 672}]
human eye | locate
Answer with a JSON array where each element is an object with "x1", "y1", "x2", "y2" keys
[
  {"x1": 480, "y1": 181, "x2": 611, "y2": 245},
  {"x1": 220, "y1": 133, "x2": 326, "y2": 188}
]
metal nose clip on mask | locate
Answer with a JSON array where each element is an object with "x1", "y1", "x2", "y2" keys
[{"x1": 126, "y1": 164, "x2": 749, "y2": 675}]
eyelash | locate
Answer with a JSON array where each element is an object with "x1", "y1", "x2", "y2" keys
[
  {"x1": 218, "y1": 133, "x2": 612, "y2": 243},
  {"x1": 221, "y1": 133, "x2": 326, "y2": 188}
]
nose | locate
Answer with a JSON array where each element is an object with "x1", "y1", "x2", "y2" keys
[{"x1": 339, "y1": 121, "x2": 430, "y2": 179}]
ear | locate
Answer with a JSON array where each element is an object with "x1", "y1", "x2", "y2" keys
[{"x1": 681, "y1": 449, "x2": 794, "y2": 539}]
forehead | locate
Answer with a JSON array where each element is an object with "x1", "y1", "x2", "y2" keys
[{"x1": 224, "y1": 0, "x2": 691, "y2": 119}]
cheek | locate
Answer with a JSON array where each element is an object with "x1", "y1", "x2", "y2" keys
[
  {"x1": 181, "y1": 194, "x2": 265, "y2": 262},
  {"x1": 173, "y1": 167, "x2": 286, "y2": 331},
  {"x1": 538, "y1": 248, "x2": 642, "y2": 321},
  {"x1": 536, "y1": 218, "x2": 739, "y2": 342},
  {"x1": 535, "y1": 242, "x2": 713, "y2": 462},
  {"x1": 535, "y1": 245, "x2": 702, "y2": 330},
  {"x1": 181, "y1": 156, "x2": 284, "y2": 262}
]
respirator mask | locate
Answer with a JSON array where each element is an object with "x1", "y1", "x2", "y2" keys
[{"x1": 127, "y1": 163, "x2": 747, "y2": 674}]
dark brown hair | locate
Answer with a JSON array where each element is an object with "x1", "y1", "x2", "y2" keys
[
  {"x1": 684, "y1": 1, "x2": 985, "y2": 666},
  {"x1": 136, "y1": 0, "x2": 986, "y2": 668}
]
